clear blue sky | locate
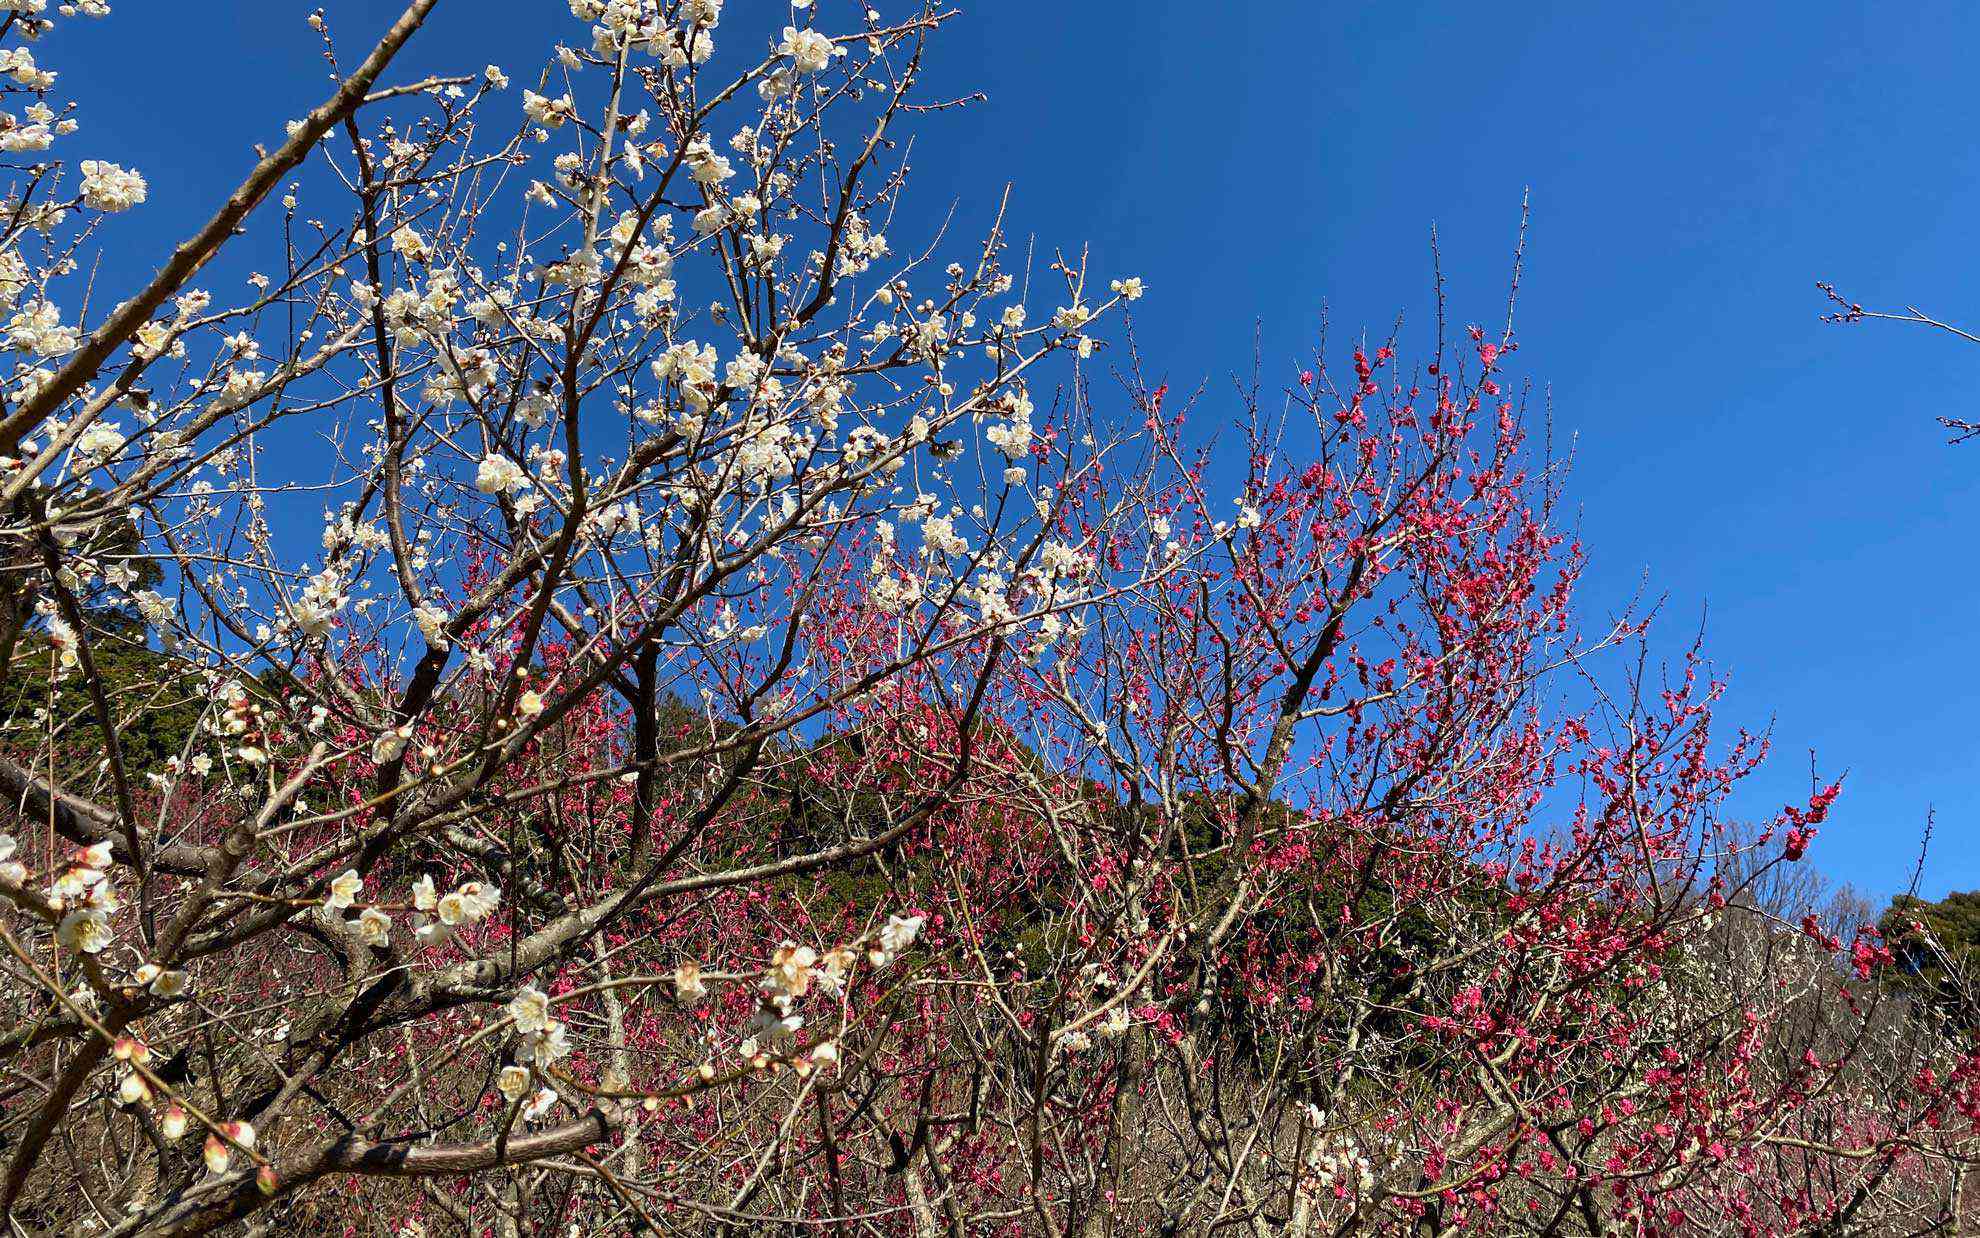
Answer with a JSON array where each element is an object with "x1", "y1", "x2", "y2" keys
[{"x1": 56, "y1": 2, "x2": 1980, "y2": 904}]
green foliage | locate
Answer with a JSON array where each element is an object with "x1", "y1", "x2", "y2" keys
[
  {"x1": 3, "y1": 630, "x2": 206, "y2": 793},
  {"x1": 1880, "y1": 891, "x2": 1980, "y2": 1022}
]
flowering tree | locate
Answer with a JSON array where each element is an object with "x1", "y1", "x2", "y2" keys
[
  {"x1": 917, "y1": 329, "x2": 1980, "y2": 1234},
  {"x1": 0, "y1": 2, "x2": 1973, "y2": 1234},
  {"x1": 0, "y1": 0, "x2": 1155, "y2": 1230}
]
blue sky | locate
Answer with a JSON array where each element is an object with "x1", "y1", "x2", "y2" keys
[{"x1": 55, "y1": 1, "x2": 1980, "y2": 902}]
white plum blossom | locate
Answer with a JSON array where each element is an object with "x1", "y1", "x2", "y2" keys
[
  {"x1": 869, "y1": 558, "x2": 922, "y2": 614},
  {"x1": 76, "y1": 420, "x2": 126, "y2": 458},
  {"x1": 692, "y1": 203, "x2": 729, "y2": 235},
  {"x1": 133, "y1": 589, "x2": 175, "y2": 628},
  {"x1": 50, "y1": 841, "x2": 111, "y2": 906},
  {"x1": 412, "y1": 603, "x2": 449, "y2": 649},
  {"x1": 880, "y1": 913, "x2": 925, "y2": 952},
  {"x1": 522, "y1": 1020, "x2": 570, "y2": 1068},
  {"x1": 354, "y1": 907, "x2": 392, "y2": 948},
  {"x1": 520, "y1": 1086, "x2": 558, "y2": 1121},
  {"x1": 498, "y1": 1064, "x2": 532, "y2": 1101},
  {"x1": 778, "y1": 26, "x2": 836, "y2": 73},
  {"x1": 414, "y1": 916, "x2": 452, "y2": 949},
  {"x1": 134, "y1": 963, "x2": 188, "y2": 998},
  {"x1": 0, "y1": 117, "x2": 54, "y2": 153},
  {"x1": 56, "y1": 908, "x2": 112, "y2": 953},
  {"x1": 508, "y1": 987, "x2": 553, "y2": 1035},
  {"x1": 475, "y1": 453, "x2": 528, "y2": 494},
  {"x1": 436, "y1": 880, "x2": 500, "y2": 927},
  {"x1": 920, "y1": 515, "x2": 968, "y2": 558},
  {"x1": 0, "y1": 46, "x2": 55, "y2": 89},
  {"x1": 0, "y1": 250, "x2": 27, "y2": 308},
  {"x1": 8, "y1": 300, "x2": 77, "y2": 355},
  {"x1": 522, "y1": 89, "x2": 573, "y2": 130},
  {"x1": 371, "y1": 728, "x2": 409, "y2": 764},
  {"x1": 390, "y1": 225, "x2": 432, "y2": 263},
  {"x1": 683, "y1": 135, "x2": 733, "y2": 185},
  {"x1": 294, "y1": 565, "x2": 349, "y2": 637},
  {"x1": 985, "y1": 388, "x2": 1035, "y2": 459},
  {"x1": 1055, "y1": 1028, "x2": 1094, "y2": 1056},
  {"x1": 78, "y1": 159, "x2": 146, "y2": 211},
  {"x1": 868, "y1": 913, "x2": 925, "y2": 967},
  {"x1": 661, "y1": 25, "x2": 714, "y2": 66},
  {"x1": 325, "y1": 869, "x2": 362, "y2": 911},
  {"x1": 762, "y1": 942, "x2": 816, "y2": 999}
]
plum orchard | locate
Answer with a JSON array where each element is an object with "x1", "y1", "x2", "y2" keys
[{"x1": 0, "y1": 2, "x2": 1974, "y2": 1233}]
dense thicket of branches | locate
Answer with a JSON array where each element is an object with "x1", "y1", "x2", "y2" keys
[{"x1": 0, "y1": 3, "x2": 1975, "y2": 1234}]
